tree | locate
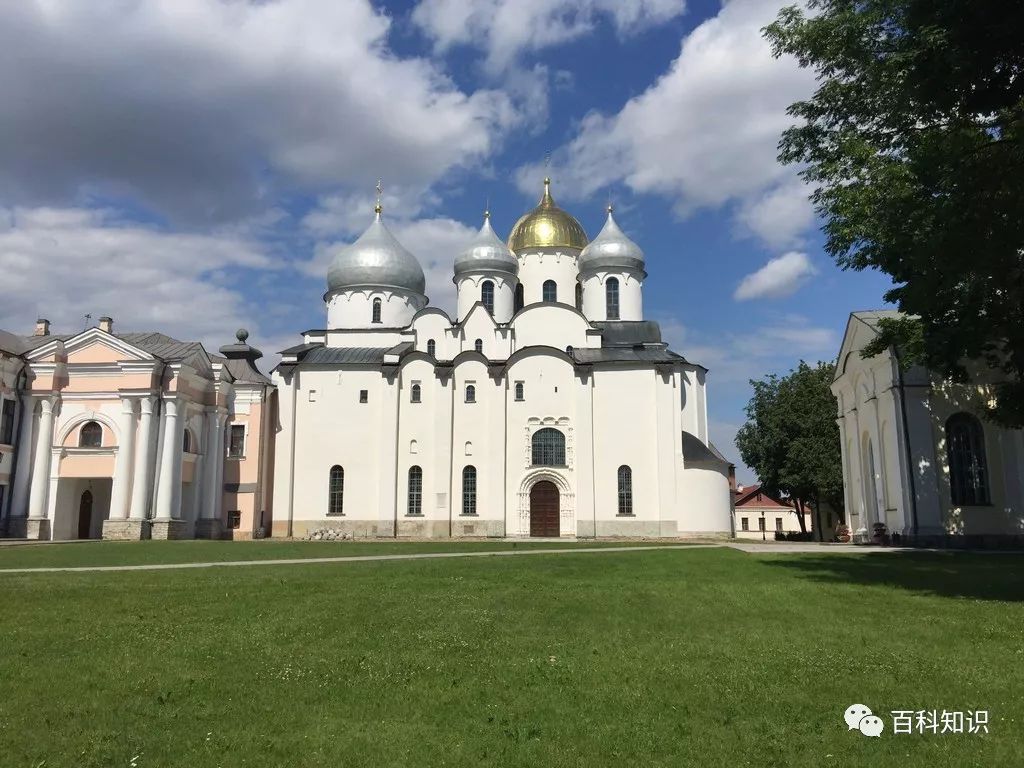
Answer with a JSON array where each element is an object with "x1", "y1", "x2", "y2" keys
[
  {"x1": 736, "y1": 361, "x2": 844, "y2": 537},
  {"x1": 764, "y1": 1, "x2": 1024, "y2": 426}
]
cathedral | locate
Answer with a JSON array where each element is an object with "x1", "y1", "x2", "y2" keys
[{"x1": 271, "y1": 179, "x2": 732, "y2": 538}]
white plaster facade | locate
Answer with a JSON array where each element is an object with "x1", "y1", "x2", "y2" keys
[
  {"x1": 832, "y1": 311, "x2": 1024, "y2": 543},
  {"x1": 272, "y1": 185, "x2": 733, "y2": 539}
]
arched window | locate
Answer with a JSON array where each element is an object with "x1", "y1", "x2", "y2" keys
[
  {"x1": 474, "y1": 338, "x2": 483, "y2": 353},
  {"x1": 481, "y1": 281, "x2": 495, "y2": 314},
  {"x1": 371, "y1": 297, "x2": 382, "y2": 324},
  {"x1": 542, "y1": 280, "x2": 557, "y2": 303},
  {"x1": 328, "y1": 465, "x2": 344, "y2": 515},
  {"x1": 182, "y1": 430, "x2": 192, "y2": 453},
  {"x1": 514, "y1": 283, "x2": 524, "y2": 313},
  {"x1": 427, "y1": 339, "x2": 436, "y2": 357},
  {"x1": 946, "y1": 413, "x2": 990, "y2": 505},
  {"x1": 575, "y1": 282, "x2": 583, "y2": 311},
  {"x1": 617, "y1": 465, "x2": 633, "y2": 516},
  {"x1": 531, "y1": 428, "x2": 566, "y2": 466},
  {"x1": 407, "y1": 466, "x2": 423, "y2": 516},
  {"x1": 514, "y1": 381, "x2": 525, "y2": 401},
  {"x1": 79, "y1": 421, "x2": 102, "y2": 448},
  {"x1": 465, "y1": 384, "x2": 476, "y2": 403},
  {"x1": 410, "y1": 383, "x2": 421, "y2": 403},
  {"x1": 462, "y1": 465, "x2": 477, "y2": 516},
  {"x1": 606, "y1": 277, "x2": 620, "y2": 320}
]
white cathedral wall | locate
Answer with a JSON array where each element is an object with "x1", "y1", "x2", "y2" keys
[
  {"x1": 511, "y1": 304, "x2": 595, "y2": 351},
  {"x1": 456, "y1": 274, "x2": 516, "y2": 324},
  {"x1": 326, "y1": 288, "x2": 426, "y2": 330},
  {"x1": 580, "y1": 271, "x2": 644, "y2": 322},
  {"x1": 515, "y1": 249, "x2": 580, "y2": 307}
]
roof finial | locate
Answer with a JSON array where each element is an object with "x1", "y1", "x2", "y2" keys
[
  {"x1": 374, "y1": 178, "x2": 383, "y2": 215},
  {"x1": 484, "y1": 195, "x2": 490, "y2": 220},
  {"x1": 606, "y1": 190, "x2": 614, "y2": 215}
]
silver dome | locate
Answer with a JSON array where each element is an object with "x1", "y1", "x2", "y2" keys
[
  {"x1": 579, "y1": 207, "x2": 645, "y2": 273},
  {"x1": 327, "y1": 211, "x2": 426, "y2": 295},
  {"x1": 454, "y1": 213, "x2": 519, "y2": 277}
]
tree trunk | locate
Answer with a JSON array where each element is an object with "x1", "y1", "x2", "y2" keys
[{"x1": 795, "y1": 498, "x2": 807, "y2": 534}]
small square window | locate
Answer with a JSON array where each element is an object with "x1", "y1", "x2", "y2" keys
[
  {"x1": 228, "y1": 510, "x2": 241, "y2": 529},
  {"x1": 359, "y1": 390, "x2": 368, "y2": 403}
]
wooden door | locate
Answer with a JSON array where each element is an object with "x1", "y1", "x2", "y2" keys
[
  {"x1": 78, "y1": 490, "x2": 93, "y2": 539},
  {"x1": 529, "y1": 481, "x2": 560, "y2": 537}
]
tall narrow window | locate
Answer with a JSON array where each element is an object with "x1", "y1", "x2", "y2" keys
[
  {"x1": 465, "y1": 384, "x2": 476, "y2": 403},
  {"x1": 407, "y1": 466, "x2": 423, "y2": 516},
  {"x1": 542, "y1": 280, "x2": 557, "y2": 303},
  {"x1": 182, "y1": 430, "x2": 192, "y2": 453},
  {"x1": 474, "y1": 338, "x2": 483, "y2": 353},
  {"x1": 228, "y1": 424, "x2": 246, "y2": 457},
  {"x1": 531, "y1": 428, "x2": 565, "y2": 466},
  {"x1": 617, "y1": 465, "x2": 633, "y2": 515},
  {"x1": 371, "y1": 297, "x2": 382, "y2": 324},
  {"x1": 427, "y1": 339, "x2": 436, "y2": 357},
  {"x1": 79, "y1": 421, "x2": 102, "y2": 448},
  {"x1": 514, "y1": 283, "x2": 524, "y2": 313},
  {"x1": 0, "y1": 398, "x2": 15, "y2": 444},
  {"x1": 481, "y1": 280, "x2": 494, "y2": 314},
  {"x1": 328, "y1": 465, "x2": 344, "y2": 515},
  {"x1": 606, "y1": 277, "x2": 620, "y2": 320},
  {"x1": 514, "y1": 381, "x2": 525, "y2": 401},
  {"x1": 946, "y1": 413, "x2": 990, "y2": 505},
  {"x1": 462, "y1": 465, "x2": 477, "y2": 516},
  {"x1": 410, "y1": 383, "x2": 421, "y2": 403},
  {"x1": 575, "y1": 283, "x2": 583, "y2": 311}
]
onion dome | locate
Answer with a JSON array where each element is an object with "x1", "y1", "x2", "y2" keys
[
  {"x1": 327, "y1": 206, "x2": 425, "y2": 295},
  {"x1": 579, "y1": 205, "x2": 645, "y2": 273},
  {"x1": 454, "y1": 211, "x2": 519, "y2": 277},
  {"x1": 507, "y1": 177, "x2": 588, "y2": 252}
]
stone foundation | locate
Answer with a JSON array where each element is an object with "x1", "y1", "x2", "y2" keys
[
  {"x1": 396, "y1": 518, "x2": 451, "y2": 538},
  {"x1": 451, "y1": 518, "x2": 504, "y2": 537},
  {"x1": 10, "y1": 518, "x2": 52, "y2": 540},
  {"x1": 150, "y1": 519, "x2": 191, "y2": 540},
  {"x1": 286, "y1": 519, "x2": 397, "y2": 540},
  {"x1": 102, "y1": 519, "x2": 152, "y2": 541},
  {"x1": 193, "y1": 519, "x2": 224, "y2": 540}
]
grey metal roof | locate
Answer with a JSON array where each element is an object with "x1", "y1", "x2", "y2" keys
[
  {"x1": 579, "y1": 209, "x2": 645, "y2": 273},
  {"x1": 210, "y1": 354, "x2": 273, "y2": 385},
  {"x1": 326, "y1": 212, "x2": 426, "y2": 295},
  {"x1": 682, "y1": 431, "x2": 730, "y2": 467},
  {"x1": 454, "y1": 215, "x2": 519, "y2": 276},
  {"x1": 0, "y1": 329, "x2": 28, "y2": 356},
  {"x1": 279, "y1": 342, "x2": 322, "y2": 356},
  {"x1": 300, "y1": 347, "x2": 393, "y2": 365},
  {"x1": 592, "y1": 321, "x2": 663, "y2": 346},
  {"x1": 571, "y1": 346, "x2": 686, "y2": 365},
  {"x1": 117, "y1": 332, "x2": 205, "y2": 361}
]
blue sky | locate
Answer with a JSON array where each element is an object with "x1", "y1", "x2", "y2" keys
[{"x1": 0, "y1": 0, "x2": 894, "y2": 480}]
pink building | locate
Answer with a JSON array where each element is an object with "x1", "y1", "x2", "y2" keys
[{"x1": 0, "y1": 318, "x2": 275, "y2": 540}]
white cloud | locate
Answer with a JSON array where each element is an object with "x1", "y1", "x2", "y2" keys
[
  {"x1": 0, "y1": 0, "x2": 515, "y2": 223},
  {"x1": 0, "y1": 206, "x2": 279, "y2": 351},
  {"x1": 734, "y1": 251, "x2": 817, "y2": 301},
  {"x1": 737, "y1": 180, "x2": 815, "y2": 248},
  {"x1": 517, "y1": 0, "x2": 815, "y2": 246},
  {"x1": 413, "y1": 0, "x2": 686, "y2": 71}
]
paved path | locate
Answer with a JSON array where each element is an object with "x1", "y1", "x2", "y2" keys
[{"x1": 0, "y1": 541, "x2": 910, "y2": 575}]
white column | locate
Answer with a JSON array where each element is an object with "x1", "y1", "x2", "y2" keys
[
  {"x1": 9, "y1": 394, "x2": 35, "y2": 519},
  {"x1": 154, "y1": 398, "x2": 184, "y2": 521},
  {"x1": 210, "y1": 413, "x2": 227, "y2": 522},
  {"x1": 200, "y1": 410, "x2": 222, "y2": 519},
  {"x1": 27, "y1": 397, "x2": 56, "y2": 519},
  {"x1": 128, "y1": 397, "x2": 156, "y2": 520},
  {"x1": 108, "y1": 398, "x2": 137, "y2": 520}
]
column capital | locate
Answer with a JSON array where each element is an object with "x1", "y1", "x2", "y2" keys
[
  {"x1": 37, "y1": 395, "x2": 59, "y2": 415},
  {"x1": 119, "y1": 397, "x2": 138, "y2": 416},
  {"x1": 139, "y1": 395, "x2": 157, "y2": 416}
]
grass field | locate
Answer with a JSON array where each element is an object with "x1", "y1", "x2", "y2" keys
[{"x1": 1, "y1": 545, "x2": 1021, "y2": 767}]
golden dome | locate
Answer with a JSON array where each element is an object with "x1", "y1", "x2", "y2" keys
[{"x1": 507, "y1": 178, "x2": 588, "y2": 252}]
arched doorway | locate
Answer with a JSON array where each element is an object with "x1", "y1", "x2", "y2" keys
[
  {"x1": 78, "y1": 490, "x2": 94, "y2": 539},
  {"x1": 529, "y1": 481, "x2": 560, "y2": 537}
]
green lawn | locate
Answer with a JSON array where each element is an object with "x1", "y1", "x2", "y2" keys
[
  {"x1": 1, "y1": 547, "x2": 1021, "y2": 767},
  {"x1": 0, "y1": 538, "x2": 685, "y2": 569}
]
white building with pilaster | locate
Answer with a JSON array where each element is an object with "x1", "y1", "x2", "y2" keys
[
  {"x1": 0, "y1": 319, "x2": 275, "y2": 540},
  {"x1": 832, "y1": 310, "x2": 1024, "y2": 544},
  {"x1": 272, "y1": 179, "x2": 732, "y2": 539}
]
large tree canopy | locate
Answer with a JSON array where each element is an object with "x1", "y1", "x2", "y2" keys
[
  {"x1": 736, "y1": 361, "x2": 844, "y2": 536},
  {"x1": 765, "y1": 1, "x2": 1024, "y2": 426}
]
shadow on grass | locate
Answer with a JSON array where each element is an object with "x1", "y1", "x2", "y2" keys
[{"x1": 762, "y1": 551, "x2": 1024, "y2": 603}]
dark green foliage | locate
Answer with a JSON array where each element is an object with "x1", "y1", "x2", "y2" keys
[
  {"x1": 764, "y1": 0, "x2": 1024, "y2": 426},
  {"x1": 736, "y1": 361, "x2": 844, "y2": 533}
]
